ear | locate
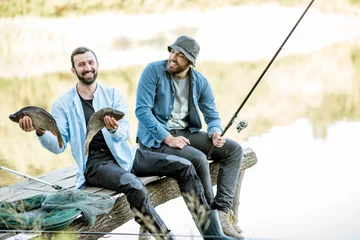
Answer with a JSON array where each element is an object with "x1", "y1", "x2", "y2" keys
[{"x1": 71, "y1": 67, "x2": 76, "y2": 75}]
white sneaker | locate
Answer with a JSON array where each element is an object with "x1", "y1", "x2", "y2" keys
[
  {"x1": 218, "y1": 210, "x2": 244, "y2": 239},
  {"x1": 230, "y1": 209, "x2": 243, "y2": 234}
]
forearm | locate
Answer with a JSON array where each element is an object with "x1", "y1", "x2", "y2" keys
[
  {"x1": 109, "y1": 119, "x2": 130, "y2": 141},
  {"x1": 136, "y1": 108, "x2": 169, "y2": 142},
  {"x1": 37, "y1": 131, "x2": 65, "y2": 154}
]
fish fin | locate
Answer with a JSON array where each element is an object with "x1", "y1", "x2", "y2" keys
[
  {"x1": 57, "y1": 135, "x2": 63, "y2": 149},
  {"x1": 84, "y1": 142, "x2": 89, "y2": 156}
]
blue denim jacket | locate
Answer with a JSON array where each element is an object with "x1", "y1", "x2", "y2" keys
[
  {"x1": 38, "y1": 83, "x2": 135, "y2": 189},
  {"x1": 136, "y1": 60, "x2": 222, "y2": 148}
]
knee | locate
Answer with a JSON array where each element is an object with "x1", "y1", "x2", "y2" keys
[
  {"x1": 190, "y1": 152, "x2": 210, "y2": 171},
  {"x1": 227, "y1": 140, "x2": 243, "y2": 159},
  {"x1": 119, "y1": 173, "x2": 149, "y2": 205},
  {"x1": 165, "y1": 155, "x2": 200, "y2": 179},
  {"x1": 235, "y1": 142, "x2": 243, "y2": 158},
  {"x1": 166, "y1": 154, "x2": 192, "y2": 168},
  {"x1": 119, "y1": 172, "x2": 143, "y2": 190}
]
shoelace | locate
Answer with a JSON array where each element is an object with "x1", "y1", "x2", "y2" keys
[{"x1": 229, "y1": 210, "x2": 237, "y2": 225}]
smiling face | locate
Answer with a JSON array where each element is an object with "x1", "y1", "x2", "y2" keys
[
  {"x1": 71, "y1": 51, "x2": 99, "y2": 85},
  {"x1": 167, "y1": 48, "x2": 191, "y2": 79}
]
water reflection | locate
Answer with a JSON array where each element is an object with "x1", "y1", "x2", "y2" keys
[
  {"x1": 111, "y1": 119, "x2": 360, "y2": 240},
  {"x1": 240, "y1": 119, "x2": 360, "y2": 240}
]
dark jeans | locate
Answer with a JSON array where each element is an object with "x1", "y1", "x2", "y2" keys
[
  {"x1": 85, "y1": 147, "x2": 210, "y2": 236},
  {"x1": 85, "y1": 149, "x2": 168, "y2": 237},
  {"x1": 139, "y1": 129, "x2": 243, "y2": 213}
]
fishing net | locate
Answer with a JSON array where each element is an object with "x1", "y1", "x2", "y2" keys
[
  {"x1": 0, "y1": 190, "x2": 116, "y2": 230},
  {"x1": 42, "y1": 190, "x2": 116, "y2": 226}
]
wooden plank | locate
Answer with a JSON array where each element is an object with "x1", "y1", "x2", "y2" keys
[{"x1": 0, "y1": 169, "x2": 161, "y2": 202}]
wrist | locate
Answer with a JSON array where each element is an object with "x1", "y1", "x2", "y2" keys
[
  {"x1": 108, "y1": 128, "x2": 117, "y2": 134},
  {"x1": 36, "y1": 129, "x2": 45, "y2": 136},
  {"x1": 164, "y1": 134, "x2": 172, "y2": 144}
]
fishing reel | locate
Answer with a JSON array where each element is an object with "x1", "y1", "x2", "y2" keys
[{"x1": 234, "y1": 120, "x2": 248, "y2": 133}]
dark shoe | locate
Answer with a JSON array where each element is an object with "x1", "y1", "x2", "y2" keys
[{"x1": 200, "y1": 210, "x2": 243, "y2": 240}]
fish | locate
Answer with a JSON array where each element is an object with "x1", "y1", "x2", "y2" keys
[
  {"x1": 9, "y1": 106, "x2": 63, "y2": 148},
  {"x1": 84, "y1": 108, "x2": 125, "y2": 155}
]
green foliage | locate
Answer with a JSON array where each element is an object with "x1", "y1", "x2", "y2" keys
[
  {"x1": 351, "y1": 46, "x2": 360, "y2": 68},
  {"x1": 0, "y1": 0, "x2": 232, "y2": 17},
  {"x1": 350, "y1": 0, "x2": 360, "y2": 5},
  {"x1": 1, "y1": 0, "x2": 357, "y2": 17}
]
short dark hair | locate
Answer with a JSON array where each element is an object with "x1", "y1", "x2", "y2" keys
[{"x1": 70, "y1": 47, "x2": 98, "y2": 68}]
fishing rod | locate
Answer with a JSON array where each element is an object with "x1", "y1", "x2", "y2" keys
[
  {"x1": 0, "y1": 165, "x2": 63, "y2": 190},
  {"x1": 207, "y1": 0, "x2": 316, "y2": 159}
]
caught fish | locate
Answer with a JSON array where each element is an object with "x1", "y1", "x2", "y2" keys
[
  {"x1": 84, "y1": 108, "x2": 125, "y2": 155},
  {"x1": 9, "y1": 106, "x2": 63, "y2": 148}
]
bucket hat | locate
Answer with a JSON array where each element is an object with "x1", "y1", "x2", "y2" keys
[{"x1": 168, "y1": 35, "x2": 200, "y2": 66}]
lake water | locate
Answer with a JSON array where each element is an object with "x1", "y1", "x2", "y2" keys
[
  {"x1": 1, "y1": 4, "x2": 360, "y2": 240},
  {"x1": 106, "y1": 119, "x2": 360, "y2": 240}
]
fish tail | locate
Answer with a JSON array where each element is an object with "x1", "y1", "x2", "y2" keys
[
  {"x1": 84, "y1": 141, "x2": 89, "y2": 156},
  {"x1": 52, "y1": 130, "x2": 63, "y2": 148},
  {"x1": 57, "y1": 134, "x2": 63, "y2": 148}
]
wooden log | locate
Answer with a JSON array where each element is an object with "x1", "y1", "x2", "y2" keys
[{"x1": 68, "y1": 148, "x2": 258, "y2": 240}]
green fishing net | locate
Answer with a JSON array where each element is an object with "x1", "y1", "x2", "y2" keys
[{"x1": 0, "y1": 190, "x2": 116, "y2": 230}]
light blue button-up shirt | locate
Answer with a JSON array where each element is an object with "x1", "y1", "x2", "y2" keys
[
  {"x1": 38, "y1": 83, "x2": 135, "y2": 189},
  {"x1": 135, "y1": 60, "x2": 222, "y2": 148}
]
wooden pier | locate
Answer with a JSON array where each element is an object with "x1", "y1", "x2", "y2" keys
[{"x1": 0, "y1": 147, "x2": 257, "y2": 240}]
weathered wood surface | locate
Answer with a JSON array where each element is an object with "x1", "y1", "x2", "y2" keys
[{"x1": 0, "y1": 147, "x2": 257, "y2": 240}]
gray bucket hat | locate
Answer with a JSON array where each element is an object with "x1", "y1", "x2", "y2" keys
[{"x1": 167, "y1": 35, "x2": 200, "y2": 66}]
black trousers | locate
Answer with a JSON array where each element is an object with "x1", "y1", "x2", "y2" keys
[
  {"x1": 139, "y1": 129, "x2": 243, "y2": 213},
  {"x1": 85, "y1": 148, "x2": 210, "y2": 237}
]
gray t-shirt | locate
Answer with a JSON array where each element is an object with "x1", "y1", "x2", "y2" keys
[{"x1": 168, "y1": 74, "x2": 189, "y2": 130}]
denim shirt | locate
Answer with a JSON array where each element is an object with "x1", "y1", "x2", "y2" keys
[
  {"x1": 38, "y1": 83, "x2": 135, "y2": 189},
  {"x1": 136, "y1": 60, "x2": 222, "y2": 148}
]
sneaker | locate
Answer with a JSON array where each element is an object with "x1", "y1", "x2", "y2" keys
[
  {"x1": 229, "y1": 210, "x2": 243, "y2": 234},
  {"x1": 218, "y1": 210, "x2": 244, "y2": 239}
]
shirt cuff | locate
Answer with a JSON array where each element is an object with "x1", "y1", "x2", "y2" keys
[{"x1": 108, "y1": 128, "x2": 117, "y2": 134}]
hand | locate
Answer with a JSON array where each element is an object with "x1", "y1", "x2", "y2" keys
[
  {"x1": 211, "y1": 132, "x2": 226, "y2": 148},
  {"x1": 164, "y1": 135, "x2": 190, "y2": 149},
  {"x1": 104, "y1": 115, "x2": 119, "y2": 131},
  {"x1": 18, "y1": 116, "x2": 45, "y2": 136}
]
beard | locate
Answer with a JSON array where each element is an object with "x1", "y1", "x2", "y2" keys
[
  {"x1": 76, "y1": 69, "x2": 98, "y2": 85},
  {"x1": 167, "y1": 60, "x2": 190, "y2": 75}
]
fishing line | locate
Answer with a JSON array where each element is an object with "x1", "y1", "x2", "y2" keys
[
  {"x1": 0, "y1": 229, "x2": 206, "y2": 238},
  {"x1": 0, "y1": 229, "x2": 281, "y2": 239}
]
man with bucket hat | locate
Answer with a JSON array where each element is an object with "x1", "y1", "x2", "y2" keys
[{"x1": 135, "y1": 35, "x2": 244, "y2": 239}]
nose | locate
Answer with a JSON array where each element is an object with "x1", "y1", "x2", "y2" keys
[
  {"x1": 84, "y1": 63, "x2": 92, "y2": 71},
  {"x1": 170, "y1": 52, "x2": 177, "y2": 61}
]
